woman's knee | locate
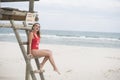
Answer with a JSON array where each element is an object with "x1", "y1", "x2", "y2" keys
[{"x1": 47, "y1": 50, "x2": 53, "y2": 56}]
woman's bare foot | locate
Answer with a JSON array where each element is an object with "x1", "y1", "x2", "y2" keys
[{"x1": 54, "y1": 69, "x2": 61, "y2": 75}]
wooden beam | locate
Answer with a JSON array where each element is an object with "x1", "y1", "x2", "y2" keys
[
  {"x1": 0, "y1": 0, "x2": 39, "y2": 2},
  {"x1": 0, "y1": 8, "x2": 38, "y2": 21},
  {"x1": 0, "y1": 23, "x2": 31, "y2": 30}
]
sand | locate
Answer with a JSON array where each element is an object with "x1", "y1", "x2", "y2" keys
[{"x1": 0, "y1": 42, "x2": 120, "y2": 80}]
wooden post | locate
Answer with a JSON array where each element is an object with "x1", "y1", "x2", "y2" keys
[
  {"x1": 10, "y1": 20, "x2": 37, "y2": 80},
  {"x1": 29, "y1": 0, "x2": 34, "y2": 12},
  {"x1": 23, "y1": 22, "x2": 31, "y2": 80}
]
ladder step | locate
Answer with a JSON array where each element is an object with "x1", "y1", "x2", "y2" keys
[
  {"x1": 14, "y1": 27, "x2": 31, "y2": 30},
  {"x1": 33, "y1": 70, "x2": 45, "y2": 73},
  {"x1": 27, "y1": 54, "x2": 40, "y2": 59},
  {"x1": 20, "y1": 42, "x2": 28, "y2": 45}
]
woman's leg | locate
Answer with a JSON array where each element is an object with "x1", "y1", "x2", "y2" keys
[
  {"x1": 40, "y1": 56, "x2": 49, "y2": 70},
  {"x1": 32, "y1": 49, "x2": 60, "y2": 74}
]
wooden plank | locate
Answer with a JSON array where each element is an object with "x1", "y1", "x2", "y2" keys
[
  {"x1": 0, "y1": 15, "x2": 26, "y2": 21},
  {"x1": 0, "y1": 8, "x2": 27, "y2": 16},
  {"x1": 0, "y1": 0, "x2": 39, "y2": 2},
  {"x1": 0, "y1": 8, "x2": 38, "y2": 21},
  {"x1": 0, "y1": 23, "x2": 31, "y2": 30}
]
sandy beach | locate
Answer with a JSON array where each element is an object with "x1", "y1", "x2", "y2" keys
[{"x1": 0, "y1": 42, "x2": 120, "y2": 80}]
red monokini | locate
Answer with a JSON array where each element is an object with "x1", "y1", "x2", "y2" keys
[{"x1": 31, "y1": 33, "x2": 40, "y2": 50}]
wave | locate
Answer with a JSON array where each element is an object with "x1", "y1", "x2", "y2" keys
[
  {"x1": 42, "y1": 34, "x2": 120, "y2": 41},
  {"x1": 0, "y1": 33, "x2": 120, "y2": 42}
]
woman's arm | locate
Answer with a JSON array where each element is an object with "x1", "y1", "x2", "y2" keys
[{"x1": 28, "y1": 32, "x2": 33, "y2": 54}]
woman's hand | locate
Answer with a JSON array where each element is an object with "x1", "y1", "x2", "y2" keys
[{"x1": 28, "y1": 54, "x2": 33, "y2": 59}]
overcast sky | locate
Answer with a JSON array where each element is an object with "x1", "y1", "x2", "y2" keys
[{"x1": 1, "y1": 0, "x2": 120, "y2": 32}]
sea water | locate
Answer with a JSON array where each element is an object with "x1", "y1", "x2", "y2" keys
[{"x1": 0, "y1": 28, "x2": 120, "y2": 48}]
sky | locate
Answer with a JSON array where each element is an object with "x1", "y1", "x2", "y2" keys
[{"x1": 1, "y1": 0, "x2": 120, "y2": 33}]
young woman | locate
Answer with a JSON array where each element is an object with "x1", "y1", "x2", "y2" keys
[{"x1": 28, "y1": 23, "x2": 60, "y2": 75}]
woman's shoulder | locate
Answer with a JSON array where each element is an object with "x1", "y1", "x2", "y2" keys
[
  {"x1": 29, "y1": 31, "x2": 33, "y2": 34},
  {"x1": 29, "y1": 31, "x2": 34, "y2": 36}
]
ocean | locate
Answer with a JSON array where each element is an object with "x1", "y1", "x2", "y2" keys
[{"x1": 0, "y1": 28, "x2": 120, "y2": 48}]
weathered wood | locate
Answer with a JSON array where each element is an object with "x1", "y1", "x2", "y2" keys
[
  {"x1": 20, "y1": 41, "x2": 28, "y2": 45},
  {"x1": 0, "y1": 8, "x2": 27, "y2": 20},
  {"x1": 0, "y1": 8, "x2": 38, "y2": 21},
  {"x1": 0, "y1": 0, "x2": 39, "y2": 2},
  {"x1": 25, "y1": 65, "x2": 31, "y2": 80},
  {"x1": 1, "y1": 15, "x2": 26, "y2": 21},
  {"x1": 23, "y1": 22, "x2": 31, "y2": 80},
  {"x1": 29, "y1": 0, "x2": 34, "y2": 12},
  {"x1": 35, "y1": 59, "x2": 45, "y2": 80},
  {"x1": 0, "y1": 8, "x2": 27, "y2": 16},
  {"x1": 0, "y1": 23, "x2": 31, "y2": 30}
]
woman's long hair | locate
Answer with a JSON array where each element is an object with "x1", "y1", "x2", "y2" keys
[{"x1": 32, "y1": 23, "x2": 40, "y2": 37}]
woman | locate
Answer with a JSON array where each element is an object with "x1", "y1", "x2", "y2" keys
[{"x1": 28, "y1": 23, "x2": 60, "y2": 75}]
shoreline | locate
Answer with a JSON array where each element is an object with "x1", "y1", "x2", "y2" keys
[
  {"x1": 0, "y1": 40, "x2": 120, "y2": 49},
  {"x1": 0, "y1": 41, "x2": 120, "y2": 80}
]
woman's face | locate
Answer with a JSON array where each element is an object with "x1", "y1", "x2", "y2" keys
[{"x1": 33, "y1": 24, "x2": 40, "y2": 31}]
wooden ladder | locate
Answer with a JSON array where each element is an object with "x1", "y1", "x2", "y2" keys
[{"x1": 10, "y1": 20, "x2": 45, "y2": 80}]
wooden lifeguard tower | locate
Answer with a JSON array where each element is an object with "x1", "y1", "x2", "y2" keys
[{"x1": 0, "y1": 0, "x2": 45, "y2": 80}]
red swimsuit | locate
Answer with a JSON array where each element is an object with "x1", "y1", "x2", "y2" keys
[{"x1": 31, "y1": 33, "x2": 40, "y2": 50}]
